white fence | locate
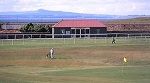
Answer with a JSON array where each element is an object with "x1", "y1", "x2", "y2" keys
[
  {"x1": 0, "y1": 33, "x2": 150, "y2": 46},
  {"x1": 1, "y1": 33, "x2": 150, "y2": 39}
]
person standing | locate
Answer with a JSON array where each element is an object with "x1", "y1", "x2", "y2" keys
[
  {"x1": 112, "y1": 37, "x2": 116, "y2": 44},
  {"x1": 50, "y1": 48, "x2": 54, "y2": 59}
]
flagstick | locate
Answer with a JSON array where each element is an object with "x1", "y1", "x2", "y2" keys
[
  {"x1": 122, "y1": 62, "x2": 125, "y2": 83},
  {"x1": 122, "y1": 61, "x2": 125, "y2": 77},
  {"x1": 122, "y1": 62, "x2": 124, "y2": 73},
  {"x1": 122, "y1": 57, "x2": 127, "y2": 83},
  {"x1": 122, "y1": 57, "x2": 127, "y2": 73}
]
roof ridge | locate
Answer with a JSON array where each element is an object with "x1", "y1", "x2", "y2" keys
[
  {"x1": 52, "y1": 19, "x2": 63, "y2": 27},
  {"x1": 53, "y1": 19, "x2": 106, "y2": 28}
]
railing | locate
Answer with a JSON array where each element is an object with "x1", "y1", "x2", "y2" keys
[
  {"x1": 0, "y1": 33, "x2": 150, "y2": 39},
  {"x1": 0, "y1": 33, "x2": 150, "y2": 46}
]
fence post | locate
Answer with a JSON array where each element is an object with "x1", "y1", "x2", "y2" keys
[
  {"x1": 73, "y1": 36, "x2": 76, "y2": 44},
  {"x1": 40, "y1": 34, "x2": 41, "y2": 38},
  {"x1": 12, "y1": 39, "x2": 13, "y2": 45},
  {"x1": 23, "y1": 39, "x2": 24, "y2": 45},
  {"x1": 52, "y1": 28, "x2": 54, "y2": 39},
  {"x1": 7, "y1": 34, "x2": 8, "y2": 39},
  {"x1": 94, "y1": 35, "x2": 96, "y2": 43},
  {"x1": 105, "y1": 34, "x2": 107, "y2": 44},
  {"x1": 15, "y1": 34, "x2": 16, "y2": 39},
  {"x1": 2, "y1": 39, "x2": 3, "y2": 45},
  {"x1": 23, "y1": 34, "x2": 24, "y2": 45},
  {"x1": 63, "y1": 35, "x2": 66, "y2": 44},
  {"x1": 128, "y1": 34, "x2": 129, "y2": 39},
  {"x1": 80, "y1": 29, "x2": 81, "y2": 38}
]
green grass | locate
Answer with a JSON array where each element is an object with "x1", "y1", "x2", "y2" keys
[
  {"x1": 0, "y1": 37, "x2": 150, "y2": 49},
  {"x1": 0, "y1": 38, "x2": 150, "y2": 83},
  {"x1": 41, "y1": 66, "x2": 150, "y2": 82},
  {"x1": 0, "y1": 66, "x2": 150, "y2": 83}
]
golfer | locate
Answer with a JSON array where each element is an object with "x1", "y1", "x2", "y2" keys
[
  {"x1": 112, "y1": 37, "x2": 116, "y2": 44},
  {"x1": 50, "y1": 48, "x2": 54, "y2": 59}
]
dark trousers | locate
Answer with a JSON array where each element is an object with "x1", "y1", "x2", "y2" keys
[{"x1": 112, "y1": 40, "x2": 116, "y2": 44}]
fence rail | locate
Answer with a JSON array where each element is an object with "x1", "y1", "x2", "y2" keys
[
  {"x1": 1, "y1": 33, "x2": 150, "y2": 39},
  {"x1": 0, "y1": 33, "x2": 150, "y2": 46}
]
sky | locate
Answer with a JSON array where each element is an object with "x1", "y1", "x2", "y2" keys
[{"x1": 0, "y1": 0, "x2": 150, "y2": 15}]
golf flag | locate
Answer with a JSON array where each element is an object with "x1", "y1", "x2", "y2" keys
[{"x1": 124, "y1": 57, "x2": 127, "y2": 63}]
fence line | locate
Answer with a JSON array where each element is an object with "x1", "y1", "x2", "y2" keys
[
  {"x1": 0, "y1": 33, "x2": 150, "y2": 46},
  {"x1": 0, "y1": 36, "x2": 150, "y2": 46},
  {"x1": 1, "y1": 33, "x2": 150, "y2": 39}
]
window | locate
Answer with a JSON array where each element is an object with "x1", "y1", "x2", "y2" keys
[
  {"x1": 61, "y1": 29, "x2": 70, "y2": 34},
  {"x1": 66, "y1": 31, "x2": 70, "y2": 34},
  {"x1": 71, "y1": 29, "x2": 75, "y2": 34},
  {"x1": 96, "y1": 29, "x2": 101, "y2": 34},
  {"x1": 61, "y1": 29, "x2": 65, "y2": 34}
]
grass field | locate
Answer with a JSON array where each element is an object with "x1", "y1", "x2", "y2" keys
[{"x1": 0, "y1": 38, "x2": 150, "y2": 83}]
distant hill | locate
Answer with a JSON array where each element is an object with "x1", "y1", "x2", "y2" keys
[
  {"x1": 0, "y1": 9, "x2": 117, "y2": 19},
  {"x1": 107, "y1": 17, "x2": 150, "y2": 24},
  {"x1": 0, "y1": 9, "x2": 150, "y2": 22}
]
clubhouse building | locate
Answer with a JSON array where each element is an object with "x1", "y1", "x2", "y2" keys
[
  {"x1": 1, "y1": 19, "x2": 150, "y2": 39},
  {"x1": 0, "y1": 19, "x2": 107, "y2": 38},
  {"x1": 52, "y1": 19, "x2": 107, "y2": 38}
]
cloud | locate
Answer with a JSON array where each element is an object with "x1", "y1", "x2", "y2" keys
[
  {"x1": 0, "y1": 0, "x2": 18, "y2": 12},
  {"x1": 0, "y1": 0, "x2": 149, "y2": 15}
]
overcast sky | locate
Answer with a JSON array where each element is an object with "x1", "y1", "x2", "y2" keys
[{"x1": 0, "y1": 0, "x2": 150, "y2": 15}]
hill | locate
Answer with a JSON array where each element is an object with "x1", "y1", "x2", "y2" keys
[
  {"x1": 106, "y1": 17, "x2": 150, "y2": 24},
  {"x1": 0, "y1": 9, "x2": 149, "y2": 23}
]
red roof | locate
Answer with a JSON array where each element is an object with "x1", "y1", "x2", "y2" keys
[
  {"x1": 0, "y1": 30, "x2": 21, "y2": 33},
  {"x1": 53, "y1": 19, "x2": 106, "y2": 28}
]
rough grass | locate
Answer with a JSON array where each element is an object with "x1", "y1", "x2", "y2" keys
[{"x1": 0, "y1": 38, "x2": 150, "y2": 83}]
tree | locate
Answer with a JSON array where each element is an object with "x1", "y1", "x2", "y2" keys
[
  {"x1": 20, "y1": 23, "x2": 52, "y2": 32},
  {"x1": 34, "y1": 24, "x2": 48, "y2": 32},
  {"x1": 20, "y1": 23, "x2": 34, "y2": 32}
]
